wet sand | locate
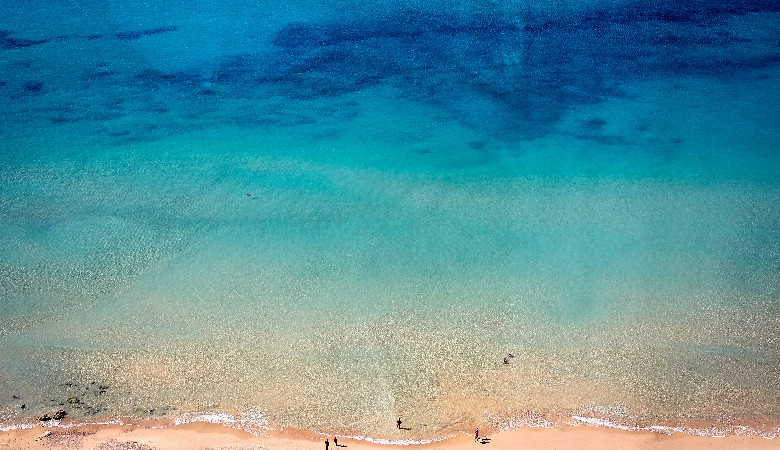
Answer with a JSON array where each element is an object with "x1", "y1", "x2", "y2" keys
[{"x1": 2, "y1": 420, "x2": 778, "y2": 449}]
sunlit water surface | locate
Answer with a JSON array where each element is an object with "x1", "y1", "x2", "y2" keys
[{"x1": 1, "y1": 0, "x2": 779, "y2": 439}]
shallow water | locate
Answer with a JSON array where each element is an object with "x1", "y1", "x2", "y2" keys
[{"x1": 1, "y1": 0, "x2": 779, "y2": 439}]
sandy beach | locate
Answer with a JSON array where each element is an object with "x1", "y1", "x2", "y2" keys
[{"x1": 2, "y1": 420, "x2": 779, "y2": 450}]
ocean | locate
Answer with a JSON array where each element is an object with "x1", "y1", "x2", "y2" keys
[{"x1": 1, "y1": 0, "x2": 779, "y2": 440}]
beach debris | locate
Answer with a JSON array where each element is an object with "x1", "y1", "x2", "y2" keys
[
  {"x1": 94, "y1": 440, "x2": 154, "y2": 450},
  {"x1": 45, "y1": 430, "x2": 91, "y2": 447},
  {"x1": 35, "y1": 430, "x2": 52, "y2": 441}
]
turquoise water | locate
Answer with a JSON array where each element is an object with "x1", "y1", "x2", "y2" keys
[{"x1": 1, "y1": 0, "x2": 779, "y2": 439}]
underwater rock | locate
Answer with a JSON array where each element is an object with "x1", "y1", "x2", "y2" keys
[
  {"x1": 53, "y1": 410, "x2": 67, "y2": 420},
  {"x1": 36, "y1": 413, "x2": 51, "y2": 421}
]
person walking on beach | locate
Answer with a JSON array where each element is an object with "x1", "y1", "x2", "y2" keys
[
  {"x1": 334, "y1": 437, "x2": 338, "y2": 447},
  {"x1": 397, "y1": 417, "x2": 402, "y2": 429},
  {"x1": 325, "y1": 438, "x2": 330, "y2": 450},
  {"x1": 475, "y1": 428, "x2": 479, "y2": 441}
]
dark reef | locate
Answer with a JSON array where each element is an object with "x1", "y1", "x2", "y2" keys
[{"x1": 1, "y1": 0, "x2": 779, "y2": 144}]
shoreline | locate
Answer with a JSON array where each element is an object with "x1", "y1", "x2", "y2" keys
[
  {"x1": 1, "y1": 421, "x2": 778, "y2": 450},
  {"x1": 2, "y1": 413, "x2": 779, "y2": 449}
]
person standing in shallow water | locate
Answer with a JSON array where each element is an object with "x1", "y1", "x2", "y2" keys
[{"x1": 397, "y1": 417, "x2": 402, "y2": 429}]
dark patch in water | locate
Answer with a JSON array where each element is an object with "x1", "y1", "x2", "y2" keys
[
  {"x1": 4, "y1": 1, "x2": 779, "y2": 145},
  {"x1": 115, "y1": 26, "x2": 177, "y2": 40},
  {"x1": 89, "y1": 69, "x2": 116, "y2": 79},
  {"x1": 103, "y1": 99, "x2": 124, "y2": 113},
  {"x1": 573, "y1": 133, "x2": 630, "y2": 146},
  {"x1": 271, "y1": 23, "x2": 329, "y2": 48},
  {"x1": 0, "y1": 30, "x2": 48, "y2": 50},
  {"x1": 314, "y1": 129, "x2": 341, "y2": 140},
  {"x1": 23, "y1": 81, "x2": 44, "y2": 93},
  {"x1": 49, "y1": 115, "x2": 71, "y2": 124},
  {"x1": 602, "y1": 0, "x2": 780, "y2": 26},
  {"x1": 241, "y1": 5, "x2": 776, "y2": 140},
  {"x1": 132, "y1": 69, "x2": 204, "y2": 89},
  {"x1": 468, "y1": 141, "x2": 487, "y2": 151},
  {"x1": 13, "y1": 59, "x2": 34, "y2": 69},
  {"x1": 654, "y1": 52, "x2": 780, "y2": 76},
  {"x1": 581, "y1": 118, "x2": 607, "y2": 131},
  {"x1": 103, "y1": 127, "x2": 163, "y2": 145}
]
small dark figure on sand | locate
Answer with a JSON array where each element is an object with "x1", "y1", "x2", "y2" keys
[
  {"x1": 503, "y1": 357, "x2": 509, "y2": 364},
  {"x1": 334, "y1": 437, "x2": 338, "y2": 447},
  {"x1": 507, "y1": 353, "x2": 514, "y2": 358},
  {"x1": 325, "y1": 438, "x2": 330, "y2": 450},
  {"x1": 475, "y1": 428, "x2": 479, "y2": 441},
  {"x1": 397, "y1": 417, "x2": 402, "y2": 429}
]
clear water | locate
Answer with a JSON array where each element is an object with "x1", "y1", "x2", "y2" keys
[{"x1": 1, "y1": 0, "x2": 779, "y2": 439}]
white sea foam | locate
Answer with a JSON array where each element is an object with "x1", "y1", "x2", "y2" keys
[
  {"x1": 174, "y1": 412, "x2": 241, "y2": 425},
  {"x1": 0, "y1": 422, "x2": 37, "y2": 432},
  {"x1": 172, "y1": 410, "x2": 271, "y2": 435},
  {"x1": 572, "y1": 416, "x2": 779, "y2": 439},
  {"x1": 0, "y1": 419, "x2": 122, "y2": 432},
  {"x1": 572, "y1": 416, "x2": 639, "y2": 431}
]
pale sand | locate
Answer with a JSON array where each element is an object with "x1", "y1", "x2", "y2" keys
[{"x1": 2, "y1": 421, "x2": 778, "y2": 449}]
